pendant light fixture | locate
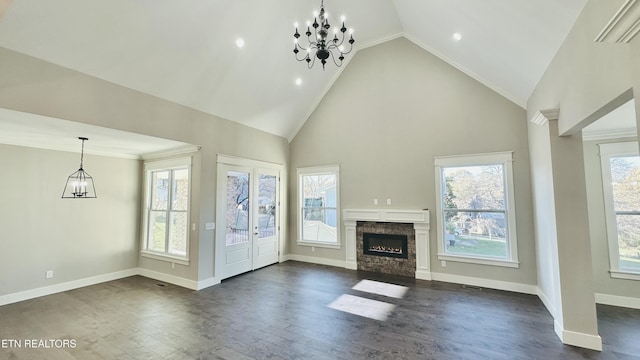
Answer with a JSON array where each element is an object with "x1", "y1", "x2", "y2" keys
[
  {"x1": 293, "y1": 0, "x2": 355, "y2": 69},
  {"x1": 62, "y1": 137, "x2": 97, "y2": 199}
]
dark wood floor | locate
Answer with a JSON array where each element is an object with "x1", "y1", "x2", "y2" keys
[{"x1": 1, "y1": 261, "x2": 639, "y2": 360}]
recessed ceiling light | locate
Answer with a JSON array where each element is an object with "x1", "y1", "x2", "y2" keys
[
  {"x1": 295, "y1": 78, "x2": 302, "y2": 86},
  {"x1": 236, "y1": 38, "x2": 245, "y2": 48},
  {"x1": 452, "y1": 33, "x2": 462, "y2": 42}
]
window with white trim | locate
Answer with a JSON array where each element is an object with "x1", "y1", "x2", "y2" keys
[
  {"x1": 297, "y1": 166, "x2": 340, "y2": 248},
  {"x1": 434, "y1": 152, "x2": 519, "y2": 267},
  {"x1": 141, "y1": 157, "x2": 191, "y2": 264},
  {"x1": 599, "y1": 141, "x2": 640, "y2": 280}
]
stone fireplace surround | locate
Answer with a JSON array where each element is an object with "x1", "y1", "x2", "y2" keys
[{"x1": 343, "y1": 209, "x2": 431, "y2": 280}]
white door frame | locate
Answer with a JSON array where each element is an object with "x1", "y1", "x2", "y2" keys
[{"x1": 215, "y1": 154, "x2": 286, "y2": 280}]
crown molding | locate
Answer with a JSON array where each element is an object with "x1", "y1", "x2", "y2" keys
[
  {"x1": 141, "y1": 145, "x2": 201, "y2": 160},
  {"x1": 582, "y1": 128, "x2": 638, "y2": 142},
  {"x1": 595, "y1": 0, "x2": 640, "y2": 43},
  {"x1": 530, "y1": 108, "x2": 560, "y2": 126}
]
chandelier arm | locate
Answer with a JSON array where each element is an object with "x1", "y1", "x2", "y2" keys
[
  {"x1": 307, "y1": 53, "x2": 317, "y2": 69},
  {"x1": 328, "y1": 49, "x2": 343, "y2": 67},
  {"x1": 295, "y1": 52, "x2": 310, "y2": 62}
]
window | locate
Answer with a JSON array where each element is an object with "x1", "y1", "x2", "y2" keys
[
  {"x1": 141, "y1": 157, "x2": 191, "y2": 264},
  {"x1": 297, "y1": 166, "x2": 340, "y2": 248},
  {"x1": 434, "y1": 152, "x2": 519, "y2": 267},
  {"x1": 599, "y1": 142, "x2": 640, "y2": 280}
]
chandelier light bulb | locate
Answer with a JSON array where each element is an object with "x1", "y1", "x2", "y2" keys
[
  {"x1": 341, "y1": 15, "x2": 346, "y2": 22},
  {"x1": 294, "y1": 22, "x2": 299, "y2": 28}
]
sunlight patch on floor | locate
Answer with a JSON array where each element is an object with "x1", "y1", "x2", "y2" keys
[
  {"x1": 327, "y1": 294, "x2": 397, "y2": 321},
  {"x1": 352, "y1": 279, "x2": 408, "y2": 299}
]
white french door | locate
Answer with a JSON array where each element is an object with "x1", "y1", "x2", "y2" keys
[{"x1": 216, "y1": 157, "x2": 282, "y2": 280}]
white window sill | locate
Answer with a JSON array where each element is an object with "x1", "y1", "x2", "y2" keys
[
  {"x1": 141, "y1": 251, "x2": 190, "y2": 266},
  {"x1": 297, "y1": 241, "x2": 341, "y2": 250},
  {"x1": 437, "y1": 253, "x2": 519, "y2": 268},
  {"x1": 610, "y1": 269, "x2": 640, "y2": 281}
]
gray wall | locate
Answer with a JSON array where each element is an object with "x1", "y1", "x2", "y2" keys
[
  {"x1": 583, "y1": 137, "x2": 640, "y2": 299},
  {"x1": 289, "y1": 37, "x2": 537, "y2": 286},
  {"x1": 0, "y1": 47, "x2": 289, "y2": 286},
  {"x1": 0, "y1": 144, "x2": 140, "y2": 295}
]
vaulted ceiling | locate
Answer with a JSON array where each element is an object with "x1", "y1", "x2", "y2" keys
[{"x1": 0, "y1": 0, "x2": 588, "y2": 141}]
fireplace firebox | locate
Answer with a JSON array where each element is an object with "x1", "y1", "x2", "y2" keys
[{"x1": 363, "y1": 233, "x2": 408, "y2": 259}]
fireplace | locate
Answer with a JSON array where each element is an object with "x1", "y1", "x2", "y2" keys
[
  {"x1": 344, "y1": 209, "x2": 431, "y2": 280},
  {"x1": 356, "y1": 222, "x2": 416, "y2": 277},
  {"x1": 363, "y1": 233, "x2": 408, "y2": 259}
]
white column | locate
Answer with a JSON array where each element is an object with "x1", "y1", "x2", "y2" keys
[
  {"x1": 414, "y1": 223, "x2": 431, "y2": 280},
  {"x1": 344, "y1": 220, "x2": 357, "y2": 270}
]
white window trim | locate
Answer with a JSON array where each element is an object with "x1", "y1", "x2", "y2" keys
[
  {"x1": 297, "y1": 165, "x2": 341, "y2": 249},
  {"x1": 599, "y1": 141, "x2": 640, "y2": 280},
  {"x1": 434, "y1": 151, "x2": 519, "y2": 268},
  {"x1": 140, "y1": 156, "x2": 192, "y2": 264}
]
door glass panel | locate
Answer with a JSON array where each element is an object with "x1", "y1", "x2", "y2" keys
[
  {"x1": 226, "y1": 171, "x2": 250, "y2": 245},
  {"x1": 258, "y1": 174, "x2": 277, "y2": 238}
]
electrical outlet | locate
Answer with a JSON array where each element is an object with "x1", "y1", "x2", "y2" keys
[
  {"x1": 312, "y1": 246, "x2": 315, "y2": 252},
  {"x1": 441, "y1": 260, "x2": 446, "y2": 268},
  {"x1": 205, "y1": 222, "x2": 216, "y2": 230},
  {"x1": 386, "y1": 198, "x2": 392, "y2": 205},
  {"x1": 373, "y1": 198, "x2": 378, "y2": 205},
  {"x1": 45, "y1": 270, "x2": 54, "y2": 279}
]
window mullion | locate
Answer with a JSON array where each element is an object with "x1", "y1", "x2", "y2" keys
[{"x1": 165, "y1": 169, "x2": 174, "y2": 254}]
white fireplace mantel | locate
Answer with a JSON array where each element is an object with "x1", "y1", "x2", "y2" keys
[{"x1": 343, "y1": 209, "x2": 431, "y2": 280}]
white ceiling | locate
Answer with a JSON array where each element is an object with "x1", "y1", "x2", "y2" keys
[
  {"x1": 0, "y1": 108, "x2": 193, "y2": 158},
  {"x1": 0, "y1": 0, "x2": 588, "y2": 144}
]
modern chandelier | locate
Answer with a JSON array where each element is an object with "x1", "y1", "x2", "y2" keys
[
  {"x1": 62, "y1": 137, "x2": 97, "y2": 199},
  {"x1": 293, "y1": 0, "x2": 355, "y2": 69}
]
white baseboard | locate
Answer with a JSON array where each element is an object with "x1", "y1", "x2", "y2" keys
[
  {"x1": 0, "y1": 269, "x2": 138, "y2": 307},
  {"x1": 430, "y1": 272, "x2": 538, "y2": 295},
  {"x1": 415, "y1": 270, "x2": 432, "y2": 281},
  {"x1": 136, "y1": 268, "x2": 199, "y2": 290},
  {"x1": 560, "y1": 328, "x2": 602, "y2": 351},
  {"x1": 196, "y1": 277, "x2": 220, "y2": 290},
  {"x1": 595, "y1": 292, "x2": 640, "y2": 309},
  {"x1": 287, "y1": 254, "x2": 347, "y2": 268},
  {"x1": 553, "y1": 315, "x2": 602, "y2": 351},
  {"x1": 0, "y1": 268, "x2": 224, "y2": 306},
  {"x1": 537, "y1": 287, "x2": 557, "y2": 318}
]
